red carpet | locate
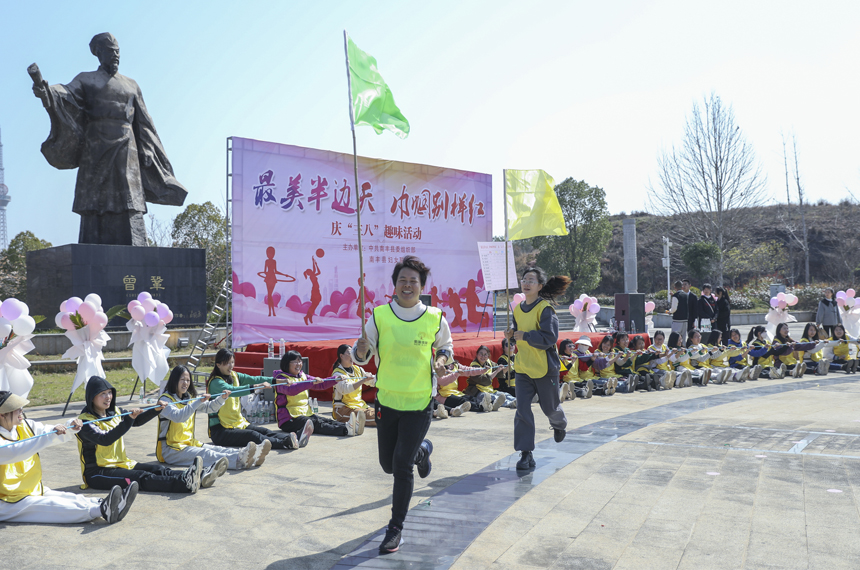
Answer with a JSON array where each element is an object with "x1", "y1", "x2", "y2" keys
[{"x1": 235, "y1": 331, "x2": 649, "y2": 401}]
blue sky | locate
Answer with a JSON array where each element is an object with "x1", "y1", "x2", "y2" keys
[{"x1": 1, "y1": 1, "x2": 858, "y2": 247}]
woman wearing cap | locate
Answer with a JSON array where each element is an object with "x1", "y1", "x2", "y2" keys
[{"x1": 0, "y1": 391, "x2": 137, "y2": 524}]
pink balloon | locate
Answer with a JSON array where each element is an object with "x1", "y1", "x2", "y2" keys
[
  {"x1": 569, "y1": 304, "x2": 577, "y2": 316},
  {"x1": 514, "y1": 293, "x2": 526, "y2": 305},
  {"x1": 1, "y1": 299, "x2": 23, "y2": 321},
  {"x1": 778, "y1": 300, "x2": 787, "y2": 309},
  {"x1": 788, "y1": 296, "x2": 799, "y2": 306},
  {"x1": 838, "y1": 297, "x2": 847, "y2": 307},
  {"x1": 137, "y1": 291, "x2": 153, "y2": 302},
  {"x1": 156, "y1": 304, "x2": 171, "y2": 319},
  {"x1": 127, "y1": 300, "x2": 141, "y2": 312},
  {"x1": 645, "y1": 301, "x2": 656, "y2": 313},
  {"x1": 162, "y1": 310, "x2": 174, "y2": 324},
  {"x1": 777, "y1": 292, "x2": 786, "y2": 301},
  {"x1": 848, "y1": 289, "x2": 856, "y2": 298},
  {"x1": 770, "y1": 298, "x2": 779, "y2": 308},
  {"x1": 65, "y1": 297, "x2": 83, "y2": 313},
  {"x1": 60, "y1": 313, "x2": 75, "y2": 331},
  {"x1": 78, "y1": 301, "x2": 97, "y2": 322},
  {"x1": 144, "y1": 311, "x2": 160, "y2": 327},
  {"x1": 141, "y1": 299, "x2": 157, "y2": 313},
  {"x1": 588, "y1": 303, "x2": 601, "y2": 314},
  {"x1": 573, "y1": 300, "x2": 584, "y2": 311},
  {"x1": 589, "y1": 297, "x2": 598, "y2": 305},
  {"x1": 93, "y1": 312, "x2": 109, "y2": 329},
  {"x1": 60, "y1": 300, "x2": 68, "y2": 312},
  {"x1": 129, "y1": 305, "x2": 146, "y2": 321}
]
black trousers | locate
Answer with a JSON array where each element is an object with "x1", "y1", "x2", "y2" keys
[
  {"x1": 279, "y1": 414, "x2": 348, "y2": 436},
  {"x1": 84, "y1": 461, "x2": 189, "y2": 493},
  {"x1": 376, "y1": 402, "x2": 432, "y2": 529},
  {"x1": 210, "y1": 423, "x2": 294, "y2": 449},
  {"x1": 443, "y1": 394, "x2": 485, "y2": 412}
]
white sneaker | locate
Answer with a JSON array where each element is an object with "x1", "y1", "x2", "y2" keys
[
  {"x1": 201, "y1": 457, "x2": 229, "y2": 488},
  {"x1": 817, "y1": 359, "x2": 830, "y2": 376},
  {"x1": 357, "y1": 410, "x2": 366, "y2": 435},
  {"x1": 799, "y1": 362, "x2": 807, "y2": 377},
  {"x1": 237, "y1": 442, "x2": 256, "y2": 469},
  {"x1": 451, "y1": 402, "x2": 470, "y2": 416},
  {"x1": 559, "y1": 383, "x2": 570, "y2": 401},
  {"x1": 347, "y1": 412, "x2": 359, "y2": 435},
  {"x1": 253, "y1": 438, "x2": 272, "y2": 466},
  {"x1": 434, "y1": 406, "x2": 448, "y2": 419},
  {"x1": 778, "y1": 363, "x2": 787, "y2": 378},
  {"x1": 481, "y1": 393, "x2": 493, "y2": 412},
  {"x1": 491, "y1": 393, "x2": 506, "y2": 411}
]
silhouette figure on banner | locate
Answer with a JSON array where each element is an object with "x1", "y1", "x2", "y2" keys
[
  {"x1": 257, "y1": 246, "x2": 295, "y2": 317},
  {"x1": 447, "y1": 287, "x2": 466, "y2": 332},
  {"x1": 303, "y1": 249, "x2": 324, "y2": 325},
  {"x1": 465, "y1": 279, "x2": 493, "y2": 326},
  {"x1": 356, "y1": 273, "x2": 375, "y2": 319}
]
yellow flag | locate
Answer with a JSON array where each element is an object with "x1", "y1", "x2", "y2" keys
[{"x1": 505, "y1": 169, "x2": 569, "y2": 240}]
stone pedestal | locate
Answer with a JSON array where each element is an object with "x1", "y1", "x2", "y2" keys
[{"x1": 26, "y1": 244, "x2": 207, "y2": 329}]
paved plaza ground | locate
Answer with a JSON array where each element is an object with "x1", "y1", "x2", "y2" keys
[{"x1": 6, "y1": 352, "x2": 860, "y2": 569}]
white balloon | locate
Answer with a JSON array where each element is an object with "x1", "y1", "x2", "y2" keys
[
  {"x1": 12, "y1": 315, "x2": 36, "y2": 336},
  {"x1": 0, "y1": 318, "x2": 11, "y2": 340},
  {"x1": 84, "y1": 293, "x2": 103, "y2": 310}
]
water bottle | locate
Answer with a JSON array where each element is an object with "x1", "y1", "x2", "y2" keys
[
  {"x1": 619, "y1": 320, "x2": 626, "y2": 332},
  {"x1": 311, "y1": 397, "x2": 319, "y2": 415},
  {"x1": 139, "y1": 386, "x2": 145, "y2": 402},
  {"x1": 268, "y1": 338, "x2": 274, "y2": 359},
  {"x1": 610, "y1": 317, "x2": 616, "y2": 331},
  {"x1": 631, "y1": 320, "x2": 637, "y2": 334},
  {"x1": 279, "y1": 338, "x2": 285, "y2": 358}
]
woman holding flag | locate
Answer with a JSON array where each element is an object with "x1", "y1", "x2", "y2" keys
[{"x1": 354, "y1": 256, "x2": 453, "y2": 554}]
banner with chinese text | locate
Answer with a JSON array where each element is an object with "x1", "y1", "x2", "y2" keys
[{"x1": 231, "y1": 138, "x2": 493, "y2": 345}]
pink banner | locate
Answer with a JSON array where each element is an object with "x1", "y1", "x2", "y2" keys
[{"x1": 231, "y1": 138, "x2": 493, "y2": 346}]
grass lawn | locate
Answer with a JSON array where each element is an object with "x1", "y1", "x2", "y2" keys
[{"x1": 29, "y1": 367, "x2": 162, "y2": 407}]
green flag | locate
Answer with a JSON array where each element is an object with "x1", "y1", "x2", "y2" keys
[{"x1": 347, "y1": 35, "x2": 410, "y2": 139}]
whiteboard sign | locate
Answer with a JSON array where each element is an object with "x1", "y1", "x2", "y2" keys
[{"x1": 477, "y1": 241, "x2": 519, "y2": 291}]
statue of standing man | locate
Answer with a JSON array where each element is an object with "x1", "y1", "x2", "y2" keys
[{"x1": 30, "y1": 33, "x2": 187, "y2": 246}]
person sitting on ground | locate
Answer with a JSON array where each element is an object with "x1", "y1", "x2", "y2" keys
[
  {"x1": 435, "y1": 360, "x2": 492, "y2": 414},
  {"x1": 667, "y1": 332, "x2": 693, "y2": 387},
  {"x1": 76, "y1": 376, "x2": 208, "y2": 494},
  {"x1": 273, "y1": 351, "x2": 354, "y2": 437},
  {"x1": 157, "y1": 365, "x2": 258, "y2": 472},
  {"x1": 466, "y1": 346, "x2": 515, "y2": 410},
  {"x1": 798, "y1": 323, "x2": 830, "y2": 376},
  {"x1": 773, "y1": 323, "x2": 815, "y2": 378},
  {"x1": 706, "y1": 330, "x2": 748, "y2": 382},
  {"x1": 590, "y1": 335, "x2": 622, "y2": 395},
  {"x1": 496, "y1": 338, "x2": 517, "y2": 396},
  {"x1": 726, "y1": 329, "x2": 760, "y2": 380},
  {"x1": 331, "y1": 344, "x2": 377, "y2": 428},
  {"x1": 646, "y1": 330, "x2": 676, "y2": 389},
  {"x1": 559, "y1": 339, "x2": 594, "y2": 399},
  {"x1": 569, "y1": 337, "x2": 601, "y2": 397},
  {"x1": 630, "y1": 335, "x2": 668, "y2": 390},
  {"x1": 746, "y1": 326, "x2": 786, "y2": 379},
  {"x1": 207, "y1": 348, "x2": 302, "y2": 453},
  {"x1": 0, "y1": 391, "x2": 137, "y2": 524},
  {"x1": 680, "y1": 330, "x2": 712, "y2": 385},
  {"x1": 826, "y1": 324, "x2": 858, "y2": 373},
  {"x1": 612, "y1": 333, "x2": 648, "y2": 392}
]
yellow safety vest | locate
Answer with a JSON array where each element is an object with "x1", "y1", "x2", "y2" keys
[
  {"x1": 278, "y1": 372, "x2": 312, "y2": 418},
  {"x1": 333, "y1": 365, "x2": 369, "y2": 409},
  {"x1": 831, "y1": 337, "x2": 853, "y2": 360},
  {"x1": 470, "y1": 360, "x2": 496, "y2": 393},
  {"x1": 0, "y1": 422, "x2": 43, "y2": 503},
  {"x1": 561, "y1": 357, "x2": 579, "y2": 381},
  {"x1": 513, "y1": 300, "x2": 554, "y2": 378},
  {"x1": 498, "y1": 354, "x2": 516, "y2": 387},
  {"x1": 213, "y1": 372, "x2": 250, "y2": 430},
  {"x1": 156, "y1": 394, "x2": 202, "y2": 462},
  {"x1": 799, "y1": 338, "x2": 821, "y2": 362},
  {"x1": 374, "y1": 303, "x2": 442, "y2": 411},
  {"x1": 77, "y1": 413, "x2": 136, "y2": 488}
]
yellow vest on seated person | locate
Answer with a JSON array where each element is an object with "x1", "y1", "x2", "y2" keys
[
  {"x1": 333, "y1": 364, "x2": 370, "y2": 409},
  {"x1": 77, "y1": 412, "x2": 137, "y2": 489},
  {"x1": 214, "y1": 372, "x2": 250, "y2": 430},
  {"x1": 156, "y1": 394, "x2": 202, "y2": 463},
  {"x1": 0, "y1": 422, "x2": 43, "y2": 503}
]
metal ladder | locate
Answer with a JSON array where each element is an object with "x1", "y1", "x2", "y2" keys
[{"x1": 187, "y1": 278, "x2": 231, "y2": 385}]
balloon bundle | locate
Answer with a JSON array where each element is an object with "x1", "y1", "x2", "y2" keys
[
  {"x1": 836, "y1": 289, "x2": 857, "y2": 309},
  {"x1": 769, "y1": 292, "x2": 799, "y2": 310},
  {"x1": 569, "y1": 294, "x2": 601, "y2": 332},
  {"x1": 55, "y1": 294, "x2": 108, "y2": 333},
  {"x1": 127, "y1": 292, "x2": 174, "y2": 327},
  {"x1": 834, "y1": 289, "x2": 860, "y2": 338},
  {"x1": 55, "y1": 294, "x2": 112, "y2": 397},
  {"x1": 0, "y1": 298, "x2": 36, "y2": 348},
  {"x1": 0, "y1": 298, "x2": 37, "y2": 398},
  {"x1": 644, "y1": 301, "x2": 656, "y2": 332}
]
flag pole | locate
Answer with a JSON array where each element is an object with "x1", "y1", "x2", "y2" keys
[
  {"x1": 503, "y1": 169, "x2": 510, "y2": 335},
  {"x1": 344, "y1": 30, "x2": 366, "y2": 338}
]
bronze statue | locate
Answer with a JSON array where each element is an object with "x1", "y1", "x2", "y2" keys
[{"x1": 30, "y1": 33, "x2": 186, "y2": 246}]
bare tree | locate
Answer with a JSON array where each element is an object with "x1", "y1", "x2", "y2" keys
[
  {"x1": 146, "y1": 213, "x2": 173, "y2": 247},
  {"x1": 648, "y1": 92, "x2": 768, "y2": 285}
]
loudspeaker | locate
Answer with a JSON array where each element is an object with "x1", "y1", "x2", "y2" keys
[{"x1": 614, "y1": 293, "x2": 645, "y2": 334}]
